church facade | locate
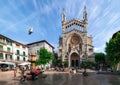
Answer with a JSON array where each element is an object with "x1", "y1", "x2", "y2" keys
[{"x1": 58, "y1": 6, "x2": 94, "y2": 68}]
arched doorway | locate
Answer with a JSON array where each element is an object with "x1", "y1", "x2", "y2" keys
[{"x1": 70, "y1": 52, "x2": 79, "y2": 67}]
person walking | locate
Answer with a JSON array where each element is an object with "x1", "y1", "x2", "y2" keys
[
  {"x1": 31, "y1": 69, "x2": 35, "y2": 80},
  {"x1": 20, "y1": 68, "x2": 26, "y2": 82},
  {"x1": 14, "y1": 69, "x2": 16, "y2": 77},
  {"x1": 23, "y1": 70, "x2": 27, "y2": 81}
]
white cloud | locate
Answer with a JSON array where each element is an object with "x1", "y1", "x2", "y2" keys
[
  {"x1": 10, "y1": 12, "x2": 37, "y2": 29},
  {"x1": 89, "y1": 5, "x2": 101, "y2": 20},
  {"x1": 32, "y1": 0, "x2": 39, "y2": 11},
  {"x1": 107, "y1": 0, "x2": 111, "y2": 3},
  {"x1": 39, "y1": 30, "x2": 46, "y2": 38},
  {"x1": 44, "y1": 5, "x2": 52, "y2": 13},
  {"x1": 8, "y1": 0, "x2": 25, "y2": 18},
  {"x1": 94, "y1": 44, "x2": 105, "y2": 53},
  {"x1": 77, "y1": 1, "x2": 86, "y2": 18},
  {"x1": 0, "y1": 18, "x2": 18, "y2": 33},
  {"x1": 107, "y1": 13, "x2": 120, "y2": 25},
  {"x1": 1, "y1": 0, "x2": 120, "y2": 54}
]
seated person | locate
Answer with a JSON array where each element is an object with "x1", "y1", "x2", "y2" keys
[
  {"x1": 34, "y1": 69, "x2": 40, "y2": 79},
  {"x1": 30, "y1": 69, "x2": 35, "y2": 80}
]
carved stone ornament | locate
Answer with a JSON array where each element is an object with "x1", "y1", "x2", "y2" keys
[{"x1": 71, "y1": 36, "x2": 79, "y2": 45}]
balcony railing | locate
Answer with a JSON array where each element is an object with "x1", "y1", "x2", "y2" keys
[
  {"x1": 0, "y1": 50, "x2": 13, "y2": 55},
  {"x1": 0, "y1": 40, "x2": 6, "y2": 45},
  {"x1": 15, "y1": 53, "x2": 28, "y2": 57}
]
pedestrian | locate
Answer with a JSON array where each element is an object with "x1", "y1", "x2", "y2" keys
[
  {"x1": 20, "y1": 68, "x2": 25, "y2": 82},
  {"x1": 73, "y1": 69, "x2": 76, "y2": 74},
  {"x1": 34, "y1": 69, "x2": 40, "y2": 79},
  {"x1": 31, "y1": 69, "x2": 35, "y2": 80},
  {"x1": 82, "y1": 70, "x2": 88, "y2": 76},
  {"x1": 14, "y1": 70, "x2": 16, "y2": 77},
  {"x1": 23, "y1": 70, "x2": 27, "y2": 81}
]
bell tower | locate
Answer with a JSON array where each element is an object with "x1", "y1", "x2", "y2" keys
[
  {"x1": 83, "y1": 6, "x2": 88, "y2": 22},
  {"x1": 62, "y1": 8, "x2": 66, "y2": 34},
  {"x1": 62, "y1": 8, "x2": 66, "y2": 24}
]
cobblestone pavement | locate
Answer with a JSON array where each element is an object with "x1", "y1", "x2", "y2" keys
[
  {"x1": 0, "y1": 71, "x2": 19, "y2": 85},
  {"x1": 0, "y1": 71, "x2": 120, "y2": 85}
]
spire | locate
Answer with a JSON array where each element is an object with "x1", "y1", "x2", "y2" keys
[
  {"x1": 62, "y1": 8, "x2": 66, "y2": 24},
  {"x1": 83, "y1": 6, "x2": 87, "y2": 21}
]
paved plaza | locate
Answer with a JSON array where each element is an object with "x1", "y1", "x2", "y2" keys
[{"x1": 0, "y1": 71, "x2": 120, "y2": 85}]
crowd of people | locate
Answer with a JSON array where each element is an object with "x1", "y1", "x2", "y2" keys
[
  {"x1": 14, "y1": 67, "x2": 41, "y2": 82},
  {"x1": 13, "y1": 66, "x2": 89, "y2": 82}
]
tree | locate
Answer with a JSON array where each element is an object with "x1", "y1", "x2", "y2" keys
[
  {"x1": 81, "y1": 60, "x2": 89, "y2": 70},
  {"x1": 94, "y1": 52, "x2": 106, "y2": 66},
  {"x1": 105, "y1": 32, "x2": 120, "y2": 71},
  {"x1": 53, "y1": 58, "x2": 63, "y2": 67},
  {"x1": 81, "y1": 60, "x2": 95, "y2": 69},
  {"x1": 36, "y1": 48, "x2": 54, "y2": 67},
  {"x1": 52, "y1": 58, "x2": 69, "y2": 68},
  {"x1": 62, "y1": 61, "x2": 68, "y2": 67}
]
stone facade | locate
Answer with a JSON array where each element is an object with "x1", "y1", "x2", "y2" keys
[
  {"x1": 27, "y1": 40, "x2": 54, "y2": 59},
  {"x1": 27, "y1": 40, "x2": 54, "y2": 69},
  {"x1": 58, "y1": 6, "x2": 94, "y2": 68}
]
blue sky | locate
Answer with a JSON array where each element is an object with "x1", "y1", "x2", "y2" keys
[{"x1": 0, "y1": 0, "x2": 120, "y2": 52}]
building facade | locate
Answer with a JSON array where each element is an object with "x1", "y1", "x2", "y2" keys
[
  {"x1": 58, "y1": 7, "x2": 94, "y2": 68},
  {"x1": 27, "y1": 40, "x2": 54, "y2": 58},
  {"x1": 27, "y1": 40, "x2": 54, "y2": 69},
  {"x1": 0, "y1": 34, "x2": 28, "y2": 66},
  {"x1": 0, "y1": 34, "x2": 54, "y2": 69}
]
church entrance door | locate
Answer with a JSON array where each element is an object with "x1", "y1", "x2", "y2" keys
[{"x1": 70, "y1": 53, "x2": 79, "y2": 68}]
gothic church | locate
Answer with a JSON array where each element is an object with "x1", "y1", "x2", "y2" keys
[{"x1": 58, "y1": 6, "x2": 94, "y2": 68}]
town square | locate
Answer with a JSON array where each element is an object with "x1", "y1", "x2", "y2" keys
[{"x1": 0, "y1": 0, "x2": 120, "y2": 85}]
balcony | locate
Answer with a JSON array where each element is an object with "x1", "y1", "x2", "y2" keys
[
  {"x1": 0, "y1": 50, "x2": 13, "y2": 55},
  {"x1": 3, "y1": 59, "x2": 14, "y2": 62},
  {"x1": 0, "y1": 58, "x2": 14, "y2": 62},
  {"x1": 0, "y1": 40, "x2": 6, "y2": 45},
  {"x1": 15, "y1": 53, "x2": 28, "y2": 57},
  {"x1": 14, "y1": 60, "x2": 24, "y2": 64}
]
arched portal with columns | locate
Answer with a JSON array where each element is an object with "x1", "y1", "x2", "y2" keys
[
  {"x1": 66, "y1": 34, "x2": 82, "y2": 68},
  {"x1": 70, "y1": 52, "x2": 79, "y2": 67}
]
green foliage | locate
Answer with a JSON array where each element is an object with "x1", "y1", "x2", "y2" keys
[
  {"x1": 81, "y1": 60, "x2": 95, "y2": 69},
  {"x1": 94, "y1": 52, "x2": 106, "y2": 65},
  {"x1": 105, "y1": 32, "x2": 120, "y2": 71},
  {"x1": 53, "y1": 59, "x2": 62, "y2": 67},
  {"x1": 53, "y1": 58, "x2": 68, "y2": 67},
  {"x1": 62, "y1": 61, "x2": 68, "y2": 67},
  {"x1": 53, "y1": 58, "x2": 58, "y2": 66},
  {"x1": 36, "y1": 48, "x2": 54, "y2": 65}
]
